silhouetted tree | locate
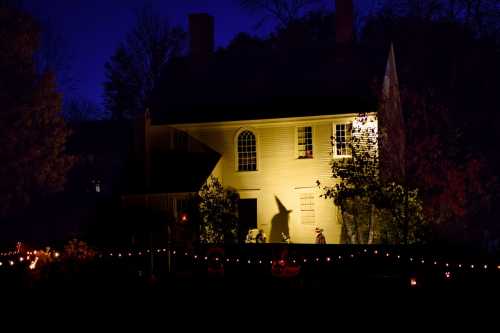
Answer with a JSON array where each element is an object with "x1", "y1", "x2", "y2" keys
[
  {"x1": 0, "y1": 7, "x2": 75, "y2": 217},
  {"x1": 64, "y1": 97, "x2": 107, "y2": 124},
  {"x1": 239, "y1": 0, "x2": 325, "y2": 27},
  {"x1": 104, "y1": 4, "x2": 186, "y2": 120}
]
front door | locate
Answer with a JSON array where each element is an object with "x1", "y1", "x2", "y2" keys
[{"x1": 238, "y1": 199, "x2": 257, "y2": 242}]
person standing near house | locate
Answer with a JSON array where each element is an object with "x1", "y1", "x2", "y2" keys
[
  {"x1": 256, "y1": 229, "x2": 267, "y2": 243},
  {"x1": 315, "y1": 228, "x2": 326, "y2": 244}
]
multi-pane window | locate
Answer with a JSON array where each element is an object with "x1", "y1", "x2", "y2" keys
[
  {"x1": 335, "y1": 123, "x2": 352, "y2": 156},
  {"x1": 300, "y1": 193, "x2": 315, "y2": 225},
  {"x1": 237, "y1": 130, "x2": 257, "y2": 171},
  {"x1": 297, "y1": 126, "x2": 313, "y2": 159}
]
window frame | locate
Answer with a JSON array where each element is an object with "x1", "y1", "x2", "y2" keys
[
  {"x1": 234, "y1": 128, "x2": 259, "y2": 172},
  {"x1": 333, "y1": 122, "x2": 353, "y2": 158},
  {"x1": 299, "y1": 192, "x2": 316, "y2": 225},
  {"x1": 296, "y1": 125, "x2": 314, "y2": 160}
]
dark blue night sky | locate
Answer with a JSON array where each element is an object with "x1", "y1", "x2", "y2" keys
[{"x1": 24, "y1": 0, "x2": 373, "y2": 109}]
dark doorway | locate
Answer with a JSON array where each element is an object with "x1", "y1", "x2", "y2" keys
[{"x1": 238, "y1": 199, "x2": 257, "y2": 242}]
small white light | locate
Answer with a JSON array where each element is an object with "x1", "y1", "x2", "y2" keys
[
  {"x1": 247, "y1": 260, "x2": 251, "y2": 264},
  {"x1": 338, "y1": 255, "x2": 342, "y2": 260},
  {"x1": 386, "y1": 253, "x2": 390, "y2": 257},
  {"x1": 9, "y1": 260, "x2": 14, "y2": 266},
  {"x1": 173, "y1": 251, "x2": 176, "y2": 255},
  {"x1": 292, "y1": 259, "x2": 296, "y2": 263},
  {"x1": 484, "y1": 265, "x2": 488, "y2": 269},
  {"x1": 109, "y1": 253, "x2": 113, "y2": 257},
  {"x1": 163, "y1": 249, "x2": 166, "y2": 252},
  {"x1": 397, "y1": 255, "x2": 400, "y2": 259},
  {"x1": 184, "y1": 252, "x2": 188, "y2": 256},
  {"x1": 157, "y1": 249, "x2": 161, "y2": 253},
  {"x1": 204, "y1": 256, "x2": 208, "y2": 260},
  {"x1": 470, "y1": 264, "x2": 474, "y2": 269},
  {"x1": 316, "y1": 258, "x2": 319, "y2": 262},
  {"x1": 303, "y1": 259, "x2": 307, "y2": 263},
  {"x1": 445, "y1": 263, "x2": 449, "y2": 267},
  {"x1": 350, "y1": 254, "x2": 354, "y2": 258},
  {"x1": 410, "y1": 277, "x2": 417, "y2": 287},
  {"x1": 146, "y1": 250, "x2": 150, "y2": 253},
  {"x1": 445, "y1": 272, "x2": 451, "y2": 279},
  {"x1": 410, "y1": 257, "x2": 413, "y2": 262},
  {"x1": 236, "y1": 259, "x2": 240, "y2": 263},
  {"x1": 433, "y1": 261, "x2": 437, "y2": 265},
  {"x1": 19, "y1": 257, "x2": 24, "y2": 262},
  {"x1": 128, "y1": 253, "x2": 132, "y2": 256},
  {"x1": 226, "y1": 259, "x2": 230, "y2": 262},
  {"x1": 374, "y1": 250, "x2": 378, "y2": 255},
  {"x1": 363, "y1": 249, "x2": 367, "y2": 253},
  {"x1": 326, "y1": 257, "x2": 331, "y2": 262},
  {"x1": 458, "y1": 264, "x2": 462, "y2": 268},
  {"x1": 118, "y1": 253, "x2": 122, "y2": 258},
  {"x1": 259, "y1": 260, "x2": 262, "y2": 264},
  {"x1": 138, "y1": 252, "x2": 142, "y2": 256},
  {"x1": 0, "y1": 262, "x2": 3, "y2": 266},
  {"x1": 54, "y1": 252, "x2": 60, "y2": 258},
  {"x1": 215, "y1": 257, "x2": 219, "y2": 261},
  {"x1": 194, "y1": 255, "x2": 198, "y2": 259},
  {"x1": 421, "y1": 260, "x2": 425, "y2": 264}
]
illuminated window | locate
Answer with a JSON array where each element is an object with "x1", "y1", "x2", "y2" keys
[
  {"x1": 297, "y1": 126, "x2": 313, "y2": 159},
  {"x1": 300, "y1": 193, "x2": 315, "y2": 225},
  {"x1": 335, "y1": 123, "x2": 352, "y2": 156},
  {"x1": 92, "y1": 179, "x2": 101, "y2": 193},
  {"x1": 237, "y1": 130, "x2": 257, "y2": 171}
]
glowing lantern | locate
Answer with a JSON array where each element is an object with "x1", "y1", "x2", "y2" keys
[{"x1": 180, "y1": 213, "x2": 188, "y2": 223}]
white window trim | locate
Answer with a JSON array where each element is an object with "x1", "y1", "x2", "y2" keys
[
  {"x1": 295, "y1": 125, "x2": 314, "y2": 160},
  {"x1": 234, "y1": 127, "x2": 260, "y2": 172},
  {"x1": 333, "y1": 121, "x2": 353, "y2": 158}
]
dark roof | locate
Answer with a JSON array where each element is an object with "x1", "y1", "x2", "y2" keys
[
  {"x1": 151, "y1": 42, "x2": 387, "y2": 125},
  {"x1": 149, "y1": 151, "x2": 220, "y2": 193},
  {"x1": 153, "y1": 94, "x2": 377, "y2": 125}
]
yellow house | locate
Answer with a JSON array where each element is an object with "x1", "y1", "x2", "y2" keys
[
  {"x1": 122, "y1": 1, "x2": 402, "y2": 245},
  {"x1": 153, "y1": 113, "x2": 370, "y2": 244}
]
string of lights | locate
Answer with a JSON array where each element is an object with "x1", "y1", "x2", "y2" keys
[{"x1": 1, "y1": 247, "x2": 499, "y2": 276}]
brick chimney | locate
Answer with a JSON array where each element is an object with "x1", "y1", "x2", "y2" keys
[
  {"x1": 335, "y1": 0, "x2": 353, "y2": 62},
  {"x1": 335, "y1": 0, "x2": 353, "y2": 45},
  {"x1": 189, "y1": 13, "x2": 214, "y2": 72}
]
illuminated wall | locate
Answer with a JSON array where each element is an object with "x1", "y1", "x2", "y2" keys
[{"x1": 151, "y1": 113, "x2": 377, "y2": 244}]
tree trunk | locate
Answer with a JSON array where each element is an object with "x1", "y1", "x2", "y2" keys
[{"x1": 368, "y1": 204, "x2": 375, "y2": 244}]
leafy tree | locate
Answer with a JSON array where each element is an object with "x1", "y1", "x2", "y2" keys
[
  {"x1": 104, "y1": 4, "x2": 185, "y2": 120},
  {"x1": 318, "y1": 113, "x2": 427, "y2": 244},
  {"x1": 0, "y1": 7, "x2": 75, "y2": 217},
  {"x1": 198, "y1": 176, "x2": 240, "y2": 244}
]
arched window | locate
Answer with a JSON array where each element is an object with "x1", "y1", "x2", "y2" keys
[{"x1": 237, "y1": 130, "x2": 257, "y2": 171}]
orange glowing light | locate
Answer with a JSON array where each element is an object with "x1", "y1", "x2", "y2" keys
[{"x1": 410, "y1": 277, "x2": 417, "y2": 287}]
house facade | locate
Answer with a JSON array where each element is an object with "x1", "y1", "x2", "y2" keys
[{"x1": 149, "y1": 113, "x2": 377, "y2": 244}]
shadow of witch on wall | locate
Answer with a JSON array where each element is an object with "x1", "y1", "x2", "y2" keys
[{"x1": 269, "y1": 196, "x2": 292, "y2": 243}]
